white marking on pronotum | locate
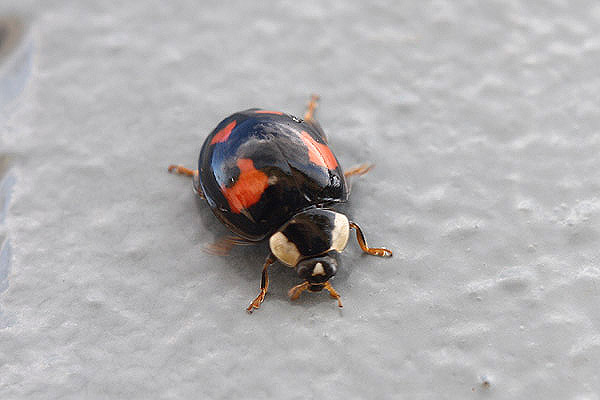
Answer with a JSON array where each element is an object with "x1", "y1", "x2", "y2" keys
[
  {"x1": 330, "y1": 213, "x2": 350, "y2": 252},
  {"x1": 269, "y1": 232, "x2": 301, "y2": 267},
  {"x1": 312, "y1": 262, "x2": 325, "y2": 276}
]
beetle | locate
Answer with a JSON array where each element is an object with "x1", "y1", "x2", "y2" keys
[{"x1": 168, "y1": 95, "x2": 392, "y2": 312}]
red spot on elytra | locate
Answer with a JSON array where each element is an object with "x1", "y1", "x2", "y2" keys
[
  {"x1": 211, "y1": 120, "x2": 237, "y2": 144},
  {"x1": 255, "y1": 110, "x2": 284, "y2": 115},
  {"x1": 300, "y1": 131, "x2": 338, "y2": 170},
  {"x1": 221, "y1": 158, "x2": 269, "y2": 214}
]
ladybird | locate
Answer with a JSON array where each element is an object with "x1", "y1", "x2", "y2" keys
[{"x1": 169, "y1": 95, "x2": 392, "y2": 312}]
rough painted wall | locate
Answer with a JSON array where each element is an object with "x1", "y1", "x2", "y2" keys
[{"x1": 1, "y1": 1, "x2": 599, "y2": 398}]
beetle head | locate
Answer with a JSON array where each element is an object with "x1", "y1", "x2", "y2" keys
[{"x1": 294, "y1": 251, "x2": 339, "y2": 291}]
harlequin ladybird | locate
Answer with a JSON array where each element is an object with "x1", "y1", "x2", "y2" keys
[{"x1": 169, "y1": 95, "x2": 392, "y2": 312}]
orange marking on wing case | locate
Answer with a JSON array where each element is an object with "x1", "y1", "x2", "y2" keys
[
  {"x1": 210, "y1": 120, "x2": 237, "y2": 144},
  {"x1": 300, "y1": 131, "x2": 338, "y2": 170},
  {"x1": 255, "y1": 110, "x2": 284, "y2": 115},
  {"x1": 222, "y1": 158, "x2": 269, "y2": 214}
]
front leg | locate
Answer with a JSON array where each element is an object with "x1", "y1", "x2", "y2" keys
[
  {"x1": 323, "y1": 281, "x2": 343, "y2": 308},
  {"x1": 247, "y1": 253, "x2": 276, "y2": 313}
]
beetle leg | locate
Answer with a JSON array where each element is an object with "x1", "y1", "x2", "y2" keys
[
  {"x1": 323, "y1": 281, "x2": 343, "y2": 308},
  {"x1": 168, "y1": 164, "x2": 196, "y2": 177},
  {"x1": 301, "y1": 94, "x2": 329, "y2": 143},
  {"x1": 247, "y1": 254, "x2": 276, "y2": 313},
  {"x1": 349, "y1": 222, "x2": 393, "y2": 257},
  {"x1": 168, "y1": 164, "x2": 205, "y2": 199},
  {"x1": 204, "y1": 235, "x2": 255, "y2": 256},
  {"x1": 344, "y1": 163, "x2": 374, "y2": 178},
  {"x1": 303, "y1": 94, "x2": 320, "y2": 122},
  {"x1": 288, "y1": 281, "x2": 310, "y2": 301}
]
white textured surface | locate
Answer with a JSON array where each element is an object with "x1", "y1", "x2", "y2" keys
[{"x1": 1, "y1": 1, "x2": 600, "y2": 398}]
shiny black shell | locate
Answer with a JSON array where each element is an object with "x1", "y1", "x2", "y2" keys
[{"x1": 196, "y1": 109, "x2": 348, "y2": 241}]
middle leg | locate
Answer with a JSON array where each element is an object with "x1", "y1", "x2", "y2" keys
[
  {"x1": 349, "y1": 221, "x2": 393, "y2": 257},
  {"x1": 247, "y1": 254, "x2": 276, "y2": 312}
]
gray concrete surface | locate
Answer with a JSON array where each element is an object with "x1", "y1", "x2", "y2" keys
[{"x1": 1, "y1": 1, "x2": 600, "y2": 398}]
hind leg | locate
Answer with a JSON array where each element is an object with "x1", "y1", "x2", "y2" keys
[
  {"x1": 302, "y1": 94, "x2": 329, "y2": 143},
  {"x1": 168, "y1": 164, "x2": 204, "y2": 199},
  {"x1": 344, "y1": 163, "x2": 374, "y2": 195},
  {"x1": 304, "y1": 94, "x2": 320, "y2": 122},
  {"x1": 168, "y1": 164, "x2": 196, "y2": 177},
  {"x1": 344, "y1": 164, "x2": 374, "y2": 178},
  {"x1": 204, "y1": 235, "x2": 255, "y2": 256}
]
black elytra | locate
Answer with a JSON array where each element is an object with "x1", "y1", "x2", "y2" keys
[
  {"x1": 168, "y1": 96, "x2": 392, "y2": 312},
  {"x1": 196, "y1": 109, "x2": 347, "y2": 241}
]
